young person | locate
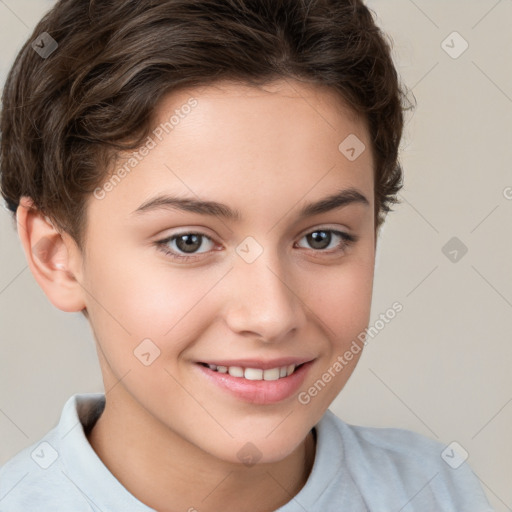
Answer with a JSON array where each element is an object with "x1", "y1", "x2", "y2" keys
[{"x1": 0, "y1": 0, "x2": 493, "y2": 510}]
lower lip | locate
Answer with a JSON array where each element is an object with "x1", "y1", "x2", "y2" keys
[{"x1": 195, "y1": 361, "x2": 314, "y2": 405}]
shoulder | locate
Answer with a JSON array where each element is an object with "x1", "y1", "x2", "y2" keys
[
  {"x1": 340, "y1": 414, "x2": 447, "y2": 465},
  {"x1": 318, "y1": 410, "x2": 494, "y2": 511},
  {"x1": 0, "y1": 435, "x2": 93, "y2": 511},
  {"x1": 323, "y1": 409, "x2": 462, "y2": 470},
  {"x1": 0, "y1": 393, "x2": 104, "y2": 511}
]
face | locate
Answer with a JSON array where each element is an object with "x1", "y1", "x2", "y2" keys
[{"x1": 78, "y1": 79, "x2": 375, "y2": 464}]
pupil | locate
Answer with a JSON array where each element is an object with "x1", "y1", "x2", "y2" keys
[
  {"x1": 177, "y1": 234, "x2": 201, "y2": 253},
  {"x1": 308, "y1": 231, "x2": 330, "y2": 250}
]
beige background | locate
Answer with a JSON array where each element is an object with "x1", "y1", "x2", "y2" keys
[{"x1": 1, "y1": 0, "x2": 511, "y2": 509}]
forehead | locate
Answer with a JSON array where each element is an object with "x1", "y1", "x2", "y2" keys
[
  {"x1": 153, "y1": 78, "x2": 369, "y2": 152},
  {"x1": 87, "y1": 78, "x2": 374, "y2": 230}
]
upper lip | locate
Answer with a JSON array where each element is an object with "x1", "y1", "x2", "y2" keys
[{"x1": 197, "y1": 357, "x2": 315, "y2": 370}]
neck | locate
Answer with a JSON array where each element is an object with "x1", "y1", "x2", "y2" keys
[{"x1": 86, "y1": 390, "x2": 316, "y2": 512}]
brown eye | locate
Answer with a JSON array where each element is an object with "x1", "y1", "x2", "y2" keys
[
  {"x1": 306, "y1": 231, "x2": 331, "y2": 250},
  {"x1": 175, "y1": 233, "x2": 203, "y2": 253},
  {"x1": 296, "y1": 229, "x2": 356, "y2": 253},
  {"x1": 155, "y1": 232, "x2": 216, "y2": 261}
]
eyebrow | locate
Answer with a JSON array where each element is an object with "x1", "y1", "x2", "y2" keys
[{"x1": 131, "y1": 187, "x2": 369, "y2": 221}]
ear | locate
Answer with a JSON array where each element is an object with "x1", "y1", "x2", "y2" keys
[{"x1": 15, "y1": 196, "x2": 87, "y2": 313}]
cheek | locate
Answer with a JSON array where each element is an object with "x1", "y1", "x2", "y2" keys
[
  {"x1": 84, "y1": 232, "x2": 373, "y2": 373},
  {"x1": 83, "y1": 246, "x2": 225, "y2": 362},
  {"x1": 309, "y1": 258, "x2": 374, "y2": 341},
  {"x1": 299, "y1": 256, "x2": 374, "y2": 411}
]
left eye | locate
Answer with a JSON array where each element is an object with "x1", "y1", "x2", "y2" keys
[{"x1": 296, "y1": 229, "x2": 356, "y2": 252}]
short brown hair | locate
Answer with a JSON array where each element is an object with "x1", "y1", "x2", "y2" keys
[{"x1": 1, "y1": 0, "x2": 412, "y2": 251}]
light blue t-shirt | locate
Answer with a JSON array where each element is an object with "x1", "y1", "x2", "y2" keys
[{"x1": 0, "y1": 393, "x2": 493, "y2": 511}]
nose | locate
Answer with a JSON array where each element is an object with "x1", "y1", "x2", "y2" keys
[{"x1": 222, "y1": 250, "x2": 307, "y2": 343}]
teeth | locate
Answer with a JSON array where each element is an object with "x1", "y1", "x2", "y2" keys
[
  {"x1": 244, "y1": 368, "x2": 263, "y2": 380},
  {"x1": 204, "y1": 363, "x2": 299, "y2": 380},
  {"x1": 263, "y1": 368, "x2": 280, "y2": 381},
  {"x1": 228, "y1": 366, "x2": 244, "y2": 378}
]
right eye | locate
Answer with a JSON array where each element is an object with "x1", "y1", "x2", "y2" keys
[{"x1": 155, "y1": 232, "x2": 217, "y2": 261}]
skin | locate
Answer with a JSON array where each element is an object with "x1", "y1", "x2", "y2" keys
[{"x1": 17, "y1": 78, "x2": 376, "y2": 512}]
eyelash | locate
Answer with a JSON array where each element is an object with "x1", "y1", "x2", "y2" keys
[{"x1": 154, "y1": 228, "x2": 358, "y2": 262}]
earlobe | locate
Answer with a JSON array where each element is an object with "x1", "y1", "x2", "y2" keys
[{"x1": 16, "y1": 196, "x2": 86, "y2": 313}]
